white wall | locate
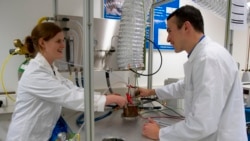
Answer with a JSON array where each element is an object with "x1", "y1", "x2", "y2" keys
[
  {"x1": 0, "y1": 0, "x2": 53, "y2": 92},
  {"x1": 0, "y1": 0, "x2": 249, "y2": 140}
]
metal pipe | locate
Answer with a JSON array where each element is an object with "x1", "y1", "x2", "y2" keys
[
  {"x1": 229, "y1": 30, "x2": 234, "y2": 54},
  {"x1": 147, "y1": 5, "x2": 154, "y2": 89},
  {"x1": 245, "y1": 27, "x2": 250, "y2": 71},
  {"x1": 53, "y1": 0, "x2": 58, "y2": 20},
  {"x1": 147, "y1": 0, "x2": 172, "y2": 89},
  {"x1": 83, "y1": 0, "x2": 95, "y2": 140},
  {"x1": 224, "y1": 0, "x2": 233, "y2": 54}
]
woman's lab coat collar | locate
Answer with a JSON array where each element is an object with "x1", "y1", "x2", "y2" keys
[{"x1": 35, "y1": 53, "x2": 58, "y2": 75}]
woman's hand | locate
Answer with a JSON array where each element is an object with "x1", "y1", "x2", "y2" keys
[{"x1": 105, "y1": 94, "x2": 127, "y2": 108}]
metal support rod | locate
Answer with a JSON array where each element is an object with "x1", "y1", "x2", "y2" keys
[
  {"x1": 83, "y1": 0, "x2": 95, "y2": 140},
  {"x1": 228, "y1": 30, "x2": 234, "y2": 54},
  {"x1": 147, "y1": 0, "x2": 172, "y2": 89},
  {"x1": 147, "y1": 6, "x2": 154, "y2": 89},
  {"x1": 224, "y1": 0, "x2": 233, "y2": 54},
  {"x1": 53, "y1": 0, "x2": 58, "y2": 20},
  {"x1": 246, "y1": 28, "x2": 250, "y2": 70}
]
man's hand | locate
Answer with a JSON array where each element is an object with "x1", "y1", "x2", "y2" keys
[
  {"x1": 136, "y1": 87, "x2": 155, "y2": 97},
  {"x1": 142, "y1": 118, "x2": 160, "y2": 140}
]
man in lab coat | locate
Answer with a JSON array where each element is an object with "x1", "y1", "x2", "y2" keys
[{"x1": 138, "y1": 5, "x2": 248, "y2": 141}]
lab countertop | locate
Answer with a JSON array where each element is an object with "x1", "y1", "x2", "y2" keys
[{"x1": 62, "y1": 103, "x2": 184, "y2": 141}]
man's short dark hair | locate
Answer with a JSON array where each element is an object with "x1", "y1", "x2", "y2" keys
[{"x1": 167, "y1": 5, "x2": 204, "y2": 33}]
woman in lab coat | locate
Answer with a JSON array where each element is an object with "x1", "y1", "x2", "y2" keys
[
  {"x1": 6, "y1": 22, "x2": 127, "y2": 141},
  {"x1": 138, "y1": 5, "x2": 247, "y2": 141}
]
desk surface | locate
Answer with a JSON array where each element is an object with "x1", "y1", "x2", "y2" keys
[{"x1": 63, "y1": 104, "x2": 183, "y2": 141}]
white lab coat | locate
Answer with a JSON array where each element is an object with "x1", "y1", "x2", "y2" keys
[
  {"x1": 155, "y1": 37, "x2": 247, "y2": 141},
  {"x1": 6, "y1": 53, "x2": 106, "y2": 141}
]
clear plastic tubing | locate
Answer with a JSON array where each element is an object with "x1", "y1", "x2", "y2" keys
[{"x1": 117, "y1": 0, "x2": 152, "y2": 70}]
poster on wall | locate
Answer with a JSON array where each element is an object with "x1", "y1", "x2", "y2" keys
[
  {"x1": 103, "y1": 0, "x2": 179, "y2": 50},
  {"x1": 103, "y1": 0, "x2": 124, "y2": 20},
  {"x1": 146, "y1": 0, "x2": 179, "y2": 50}
]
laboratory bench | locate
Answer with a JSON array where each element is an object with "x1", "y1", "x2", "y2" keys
[{"x1": 62, "y1": 102, "x2": 184, "y2": 141}]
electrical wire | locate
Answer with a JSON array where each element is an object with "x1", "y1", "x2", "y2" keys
[
  {"x1": 138, "y1": 100, "x2": 184, "y2": 120},
  {"x1": 73, "y1": 81, "x2": 128, "y2": 139},
  {"x1": 0, "y1": 54, "x2": 16, "y2": 102},
  {"x1": 74, "y1": 68, "x2": 79, "y2": 87},
  {"x1": 129, "y1": 37, "x2": 163, "y2": 76},
  {"x1": 154, "y1": 100, "x2": 184, "y2": 118},
  {"x1": 72, "y1": 123, "x2": 84, "y2": 141},
  {"x1": 73, "y1": 80, "x2": 124, "y2": 139},
  {"x1": 76, "y1": 110, "x2": 113, "y2": 127},
  {"x1": 73, "y1": 108, "x2": 117, "y2": 141},
  {"x1": 139, "y1": 114, "x2": 184, "y2": 120},
  {"x1": 80, "y1": 67, "x2": 84, "y2": 88},
  {"x1": 105, "y1": 71, "x2": 113, "y2": 93},
  {"x1": 138, "y1": 108, "x2": 184, "y2": 120},
  {"x1": 75, "y1": 104, "x2": 120, "y2": 128},
  {"x1": 73, "y1": 110, "x2": 114, "y2": 140}
]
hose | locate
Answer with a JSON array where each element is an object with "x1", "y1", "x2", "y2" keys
[{"x1": 105, "y1": 71, "x2": 113, "y2": 93}]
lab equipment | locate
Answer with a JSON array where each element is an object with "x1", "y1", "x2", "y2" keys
[
  {"x1": 10, "y1": 39, "x2": 30, "y2": 56},
  {"x1": 116, "y1": 0, "x2": 152, "y2": 70},
  {"x1": 122, "y1": 84, "x2": 162, "y2": 118},
  {"x1": 55, "y1": 15, "x2": 146, "y2": 71},
  {"x1": 9, "y1": 39, "x2": 34, "y2": 80}
]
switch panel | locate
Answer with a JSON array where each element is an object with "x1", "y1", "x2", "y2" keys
[{"x1": 0, "y1": 96, "x2": 7, "y2": 107}]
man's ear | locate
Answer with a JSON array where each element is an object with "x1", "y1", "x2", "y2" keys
[{"x1": 183, "y1": 21, "x2": 192, "y2": 32}]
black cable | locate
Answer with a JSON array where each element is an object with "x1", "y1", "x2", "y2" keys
[
  {"x1": 129, "y1": 37, "x2": 163, "y2": 76},
  {"x1": 138, "y1": 106, "x2": 161, "y2": 110},
  {"x1": 80, "y1": 68, "x2": 84, "y2": 88},
  {"x1": 76, "y1": 104, "x2": 119, "y2": 127},
  {"x1": 75, "y1": 78, "x2": 79, "y2": 87},
  {"x1": 105, "y1": 71, "x2": 113, "y2": 93},
  {"x1": 76, "y1": 111, "x2": 112, "y2": 126},
  {"x1": 81, "y1": 77, "x2": 84, "y2": 88},
  {"x1": 76, "y1": 107, "x2": 115, "y2": 127},
  {"x1": 141, "y1": 97, "x2": 158, "y2": 101},
  {"x1": 154, "y1": 100, "x2": 184, "y2": 118},
  {"x1": 75, "y1": 69, "x2": 79, "y2": 87},
  {"x1": 95, "y1": 111, "x2": 113, "y2": 121},
  {"x1": 104, "y1": 71, "x2": 120, "y2": 112},
  {"x1": 65, "y1": 38, "x2": 70, "y2": 63},
  {"x1": 139, "y1": 101, "x2": 184, "y2": 119}
]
